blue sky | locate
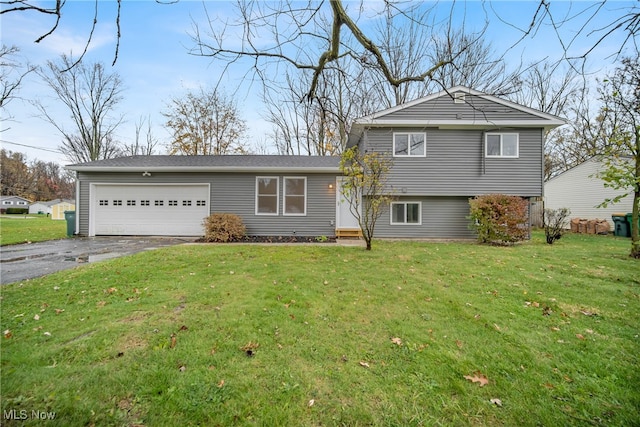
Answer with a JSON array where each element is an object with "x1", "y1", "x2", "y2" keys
[{"x1": 1, "y1": 0, "x2": 637, "y2": 165}]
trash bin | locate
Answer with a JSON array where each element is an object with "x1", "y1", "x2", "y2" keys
[
  {"x1": 626, "y1": 213, "x2": 638, "y2": 235},
  {"x1": 612, "y1": 213, "x2": 630, "y2": 237},
  {"x1": 64, "y1": 210, "x2": 76, "y2": 237}
]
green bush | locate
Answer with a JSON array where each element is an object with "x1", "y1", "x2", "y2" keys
[
  {"x1": 5, "y1": 208, "x2": 29, "y2": 215},
  {"x1": 203, "y1": 213, "x2": 246, "y2": 242},
  {"x1": 469, "y1": 194, "x2": 529, "y2": 245}
]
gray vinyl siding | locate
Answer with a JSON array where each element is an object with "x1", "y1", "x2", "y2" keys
[
  {"x1": 76, "y1": 172, "x2": 337, "y2": 237},
  {"x1": 375, "y1": 196, "x2": 475, "y2": 239},
  {"x1": 364, "y1": 127, "x2": 543, "y2": 197},
  {"x1": 381, "y1": 95, "x2": 543, "y2": 122}
]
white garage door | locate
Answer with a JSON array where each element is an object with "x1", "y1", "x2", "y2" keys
[{"x1": 92, "y1": 184, "x2": 210, "y2": 236}]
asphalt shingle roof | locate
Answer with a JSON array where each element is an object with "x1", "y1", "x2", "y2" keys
[{"x1": 66, "y1": 155, "x2": 341, "y2": 172}]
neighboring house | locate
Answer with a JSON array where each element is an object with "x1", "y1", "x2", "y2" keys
[
  {"x1": 347, "y1": 86, "x2": 565, "y2": 238},
  {"x1": 1, "y1": 195, "x2": 31, "y2": 213},
  {"x1": 66, "y1": 86, "x2": 564, "y2": 238},
  {"x1": 29, "y1": 199, "x2": 76, "y2": 220},
  {"x1": 544, "y1": 158, "x2": 634, "y2": 227}
]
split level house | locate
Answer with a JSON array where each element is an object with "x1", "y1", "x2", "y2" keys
[{"x1": 65, "y1": 86, "x2": 565, "y2": 239}]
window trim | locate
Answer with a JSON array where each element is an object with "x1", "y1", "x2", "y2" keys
[
  {"x1": 393, "y1": 132, "x2": 427, "y2": 157},
  {"x1": 283, "y1": 176, "x2": 307, "y2": 216},
  {"x1": 390, "y1": 201, "x2": 422, "y2": 225},
  {"x1": 255, "y1": 176, "x2": 279, "y2": 216},
  {"x1": 485, "y1": 133, "x2": 519, "y2": 158}
]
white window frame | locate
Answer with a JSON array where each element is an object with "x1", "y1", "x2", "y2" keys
[
  {"x1": 485, "y1": 133, "x2": 519, "y2": 158},
  {"x1": 283, "y1": 177, "x2": 307, "y2": 216},
  {"x1": 390, "y1": 201, "x2": 422, "y2": 225},
  {"x1": 255, "y1": 176, "x2": 279, "y2": 216},
  {"x1": 393, "y1": 132, "x2": 427, "y2": 157},
  {"x1": 2, "y1": 201, "x2": 13, "y2": 205}
]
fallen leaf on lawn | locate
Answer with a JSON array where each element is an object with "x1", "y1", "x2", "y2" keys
[
  {"x1": 43, "y1": 332, "x2": 51, "y2": 336},
  {"x1": 170, "y1": 333, "x2": 177, "y2": 348},
  {"x1": 493, "y1": 323, "x2": 501, "y2": 331},
  {"x1": 391, "y1": 337, "x2": 402, "y2": 346},
  {"x1": 550, "y1": 327, "x2": 560, "y2": 332},
  {"x1": 532, "y1": 301, "x2": 540, "y2": 308},
  {"x1": 229, "y1": 271, "x2": 235, "y2": 275},
  {"x1": 33, "y1": 314, "x2": 40, "y2": 321},
  {"x1": 179, "y1": 325, "x2": 188, "y2": 331},
  {"x1": 543, "y1": 382, "x2": 554, "y2": 389},
  {"x1": 55, "y1": 309, "x2": 65, "y2": 314},
  {"x1": 455, "y1": 340, "x2": 463, "y2": 349},
  {"x1": 490, "y1": 398, "x2": 503, "y2": 407},
  {"x1": 308, "y1": 399, "x2": 315, "y2": 407},
  {"x1": 359, "y1": 361, "x2": 370, "y2": 368},
  {"x1": 105, "y1": 287, "x2": 117, "y2": 294},
  {"x1": 576, "y1": 334, "x2": 585, "y2": 340},
  {"x1": 4, "y1": 329, "x2": 12, "y2": 339},
  {"x1": 217, "y1": 379, "x2": 225, "y2": 388},
  {"x1": 585, "y1": 329, "x2": 594, "y2": 334},
  {"x1": 96, "y1": 301, "x2": 106, "y2": 307},
  {"x1": 580, "y1": 310, "x2": 596, "y2": 316},
  {"x1": 464, "y1": 372, "x2": 489, "y2": 387},
  {"x1": 179, "y1": 365, "x2": 186, "y2": 372}
]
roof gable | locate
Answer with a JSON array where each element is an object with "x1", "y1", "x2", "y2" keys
[{"x1": 353, "y1": 86, "x2": 566, "y2": 129}]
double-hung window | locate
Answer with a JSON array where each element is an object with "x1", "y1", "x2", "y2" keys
[
  {"x1": 394, "y1": 132, "x2": 426, "y2": 157},
  {"x1": 283, "y1": 177, "x2": 306, "y2": 216},
  {"x1": 485, "y1": 133, "x2": 519, "y2": 158},
  {"x1": 256, "y1": 177, "x2": 279, "y2": 215},
  {"x1": 390, "y1": 202, "x2": 421, "y2": 225}
]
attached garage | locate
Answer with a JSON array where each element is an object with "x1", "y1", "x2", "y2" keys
[{"x1": 90, "y1": 183, "x2": 210, "y2": 236}]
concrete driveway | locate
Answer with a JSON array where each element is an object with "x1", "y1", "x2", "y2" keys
[{"x1": 1, "y1": 237, "x2": 195, "y2": 285}]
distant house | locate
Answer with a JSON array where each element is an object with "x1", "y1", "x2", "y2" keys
[
  {"x1": 29, "y1": 199, "x2": 76, "y2": 220},
  {"x1": 1, "y1": 195, "x2": 31, "y2": 213},
  {"x1": 66, "y1": 86, "x2": 565, "y2": 238},
  {"x1": 544, "y1": 158, "x2": 634, "y2": 227}
]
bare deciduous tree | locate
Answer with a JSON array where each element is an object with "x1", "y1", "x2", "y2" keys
[
  {"x1": 123, "y1": 115, "x2": 159, "y2": 156},
  {"x1": 35, "y1": 55, "x2": 124, "y2": 163},
  {"x1": 0, "y1": 45, "x2": 35, "y2": 119},
  {"x1": 163, "y1": 87, "x2": 247, "y2": 155}
]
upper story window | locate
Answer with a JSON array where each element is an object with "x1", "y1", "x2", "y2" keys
[
  {"x1": 256, "y1": 177, "x2": 279, "y2": 215},
  {"x1": 283, "y1": 177, "x2": 306, "y2": 216},
  {"x1": 2, "y1": 201, "x2": 13, "y2": 205},
  {"x1": 394, "y1": 132, "x2": 426, "y2": 157},
  {"x1": 485, "y1": 133, "x2": 519, "y2": 158}
]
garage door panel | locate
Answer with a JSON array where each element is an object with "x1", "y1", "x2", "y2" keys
[{"x1": 92, "y1": 184, "x2": 209, "y2": 236}]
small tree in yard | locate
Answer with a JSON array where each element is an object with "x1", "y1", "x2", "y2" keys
[
  {"x1": 339, "y1": 146, "x2": 394, "y2": 250},
  {"x1": 595, "y1": 55, "x2": 640, "y2": 259},
  {"x1": 469, "y1": 194, "x2": 529, "y2": 245},
  {"x1": 543, "y1": 207, "x2": 571, "y2": 244}
]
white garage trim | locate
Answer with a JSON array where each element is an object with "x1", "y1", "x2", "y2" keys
[{"x1": 89, "y1": 183, "x2": 210, "y2": 236}]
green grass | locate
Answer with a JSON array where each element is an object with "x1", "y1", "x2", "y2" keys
[
  {"x1": 1, "y1": 232, "x2": 638, "y2": 426},
  {"x1": 0, "y1": 215, "x2": 67, "y2": 245}
]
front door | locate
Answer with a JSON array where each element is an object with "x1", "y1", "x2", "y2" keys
[{"x1": 336, "y1": 178, "x2": 360, "y2": 230}]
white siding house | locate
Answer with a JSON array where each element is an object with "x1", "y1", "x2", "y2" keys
[{"x1": 544, "y1": 158, "x2": 634, "y2": 227}]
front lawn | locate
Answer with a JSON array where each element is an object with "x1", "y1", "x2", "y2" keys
[
  {"x1": 0, "y1": 215, "x2": 67, "y2": 245},
  {"x1": 1, "y1": 233, "x2": 638, "y2": 426}
]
